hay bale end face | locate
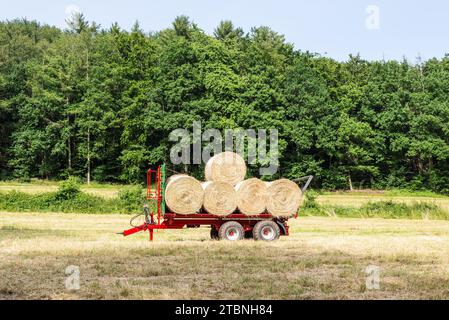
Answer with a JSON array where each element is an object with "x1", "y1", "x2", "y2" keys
[
  {"x1": 235, "y1": 178, "x2": 267, "y2": 215},
  {"x1": 266, "y1": 179, "x2": 302, "y2": 217},
  {"x1": 205, "y1": 151, "x2": 246, "y2": 186},
  {"x1": 202, "y1": 181, "x2": 237, "y2": 215},
  {"x1": 165, "y1": 175, "x2": 204, "y2": 214}
]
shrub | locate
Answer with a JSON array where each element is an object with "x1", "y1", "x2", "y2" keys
[
  {"x1": 118, "y1": 185, "x2": 145, "y2": 213},
  {"x1": 55, "y1": 177, "x2": 81, "y2": 200},
  {"x1": 360, "y1": 201, "x2": 446, "y2": 219},
  {"x1": 302, "y1": 190, "x2": 319, "y2": 209},
  {"x1": 300, "y1": 197, "x2": 449, "y2": 220},
  {"x1": 0, "y1": 189, "x2": 123, "y2": 214}
]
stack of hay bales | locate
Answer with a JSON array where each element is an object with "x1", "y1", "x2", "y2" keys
[{"x1": 164, "y1": 151, "x2": 303, "y2": 217}]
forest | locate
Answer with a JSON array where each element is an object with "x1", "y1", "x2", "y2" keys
[{"x1": 0, "y1": 14, "x2": 448, "y2": 193}]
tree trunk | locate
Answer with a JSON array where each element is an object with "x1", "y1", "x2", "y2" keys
[
  {"x1": 417, "y1": 158, "x2": 424, "y2": 175},
  {"x1": 87, "y1": 127, "x2": 91, "y2": 185},
  {"x1": 41, "y1": 158, "x2": 45, "y2": 180},
  {"x1": 85, "y1": 47, "x2": 91, "y2": 184},
  {"x1": 66, "y1": 99, "x2": 72, "y2": 172},
  {"x1": 68, "y1": 135, "x2": 72, "y2": 171},
  {"x1": 348, "y1": 174, "x2": 353, "y2": 191}
]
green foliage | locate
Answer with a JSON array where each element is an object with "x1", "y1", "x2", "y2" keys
[
  {"x1": 302, "y1": 200, "x2": 449, "y2": 220},
  {"x1": 360, "y1": 201, "x2": 445, "y2": 219},
  {"x1": 0, "y1": 18, "x2": 448, "y2": 194},
  {"x1": 302, "y1": 190, "x2": 320, "y2": 209},
  {"x1": 0, "y1": 189, "x2": 142, "y2": 214},
  {"x1": 118, "y1": 185, "x2": 145, "y2": 213},
  {"x1": 55, "y1": 177, "x2": 81, "y2": 200}
]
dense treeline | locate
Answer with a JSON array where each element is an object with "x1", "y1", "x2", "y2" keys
[{"x1": 1, "y1": 15, "x2": 448, "y2": 192}]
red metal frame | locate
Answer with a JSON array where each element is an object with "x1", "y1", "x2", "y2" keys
[
  {"x1": 122, "y1": 165, "x2": 292, "y2": 241},
  {"x1": 146, "y1": 167, "x2": 163, "y2": 226},
  {"x1": 122, "y1": 214, "x2": 290, "y2": 240}
]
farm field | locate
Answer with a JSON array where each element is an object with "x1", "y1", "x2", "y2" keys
[
  {"x1": 0, "y1": 211, "x2": 448, "y2": 299},
  {"x1": 0, "y1": 181, "x2": 123, "y2": 199},
  {"x1": 316, "y1": 193, "x2": 449, "y2": 211}
]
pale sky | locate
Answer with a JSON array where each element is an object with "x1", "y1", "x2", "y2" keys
[{"x1": 1, "y1": 0, "x2": 448, "y2": 62}]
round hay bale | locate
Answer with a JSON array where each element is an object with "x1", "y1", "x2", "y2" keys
[
  {"x1": 201, "y1": 181, "x2": 237, "y2": 215},
  {"x1": 205, "y1": 151, "x2": 246, "y2": 186},
  {"x1": 235, "y1": 178, "x2": 267, "y2": 215},
  {"x1": 165, "y1": 174, "x2": 203, "y2": 214},
  {"x1": 266, "y1": 179, "x2": 302, "y2": 217}
]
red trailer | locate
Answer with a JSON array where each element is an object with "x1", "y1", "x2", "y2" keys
[{"x1": 121, "y1": 164, "x2": 313, "y2": 241}]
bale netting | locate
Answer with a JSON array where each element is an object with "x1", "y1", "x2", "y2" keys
[
  {"x1": 266, "y1": 179, "x2": 303, "y2": 217},
  {"x1": 165, "y1": 174, "x2": 204, "y2": 215},
  {"x1": 205, "y1": 151, "x2": 246, "y2": 186},
  {"x1": 201, "y1": 181, "x2": 237, "y2": 215},
  {"x1": 235, "y1": 178, "x2": 267, "y2": 215}
]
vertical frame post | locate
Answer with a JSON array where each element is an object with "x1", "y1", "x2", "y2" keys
[
  {"x1": 160, "y1": 163, "x2": 166, "y2": 216},
  {"x1": 157, "y1": 166, "x2": 161, "y2": 226},
  {"x1": 144, "y1": 164, "x2": 166, "y2": 241}
]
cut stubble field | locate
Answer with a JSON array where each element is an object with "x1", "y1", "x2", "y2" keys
[{"x1": 1, "y1": 212, "x2": 448, "y2": 299}]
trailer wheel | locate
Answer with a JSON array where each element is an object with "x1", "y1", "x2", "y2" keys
[
  {"x1": 253, "y1": 221, "x2": 280, "y2": 241},
  {"x1": 210, "y1": 227, "x2": 219, "y2": 240},
  {"x1": 218, "y1": 221, "x2": 244, "y2": 241}
]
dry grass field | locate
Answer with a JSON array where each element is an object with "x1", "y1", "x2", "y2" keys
[
  {"x1": 0, "y1": 181, "x2": 121, "y2": 199},
  {"x1": 1, "y1": 211, "x2": 448, "y2": 300},
  {"x1": 317, "y1": 193, "x2": 449, "y2": 212}
]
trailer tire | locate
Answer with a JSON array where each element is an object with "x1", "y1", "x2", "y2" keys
[
  {"x1": 210, "y1": 227, "x2": 219, "y2": 240},
  {"x1": 218, "y1": 221, "x2": 244, "y2": 241},
  {"x1": 253, "y1": 221, "x2": 280, "y2": 241}
]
